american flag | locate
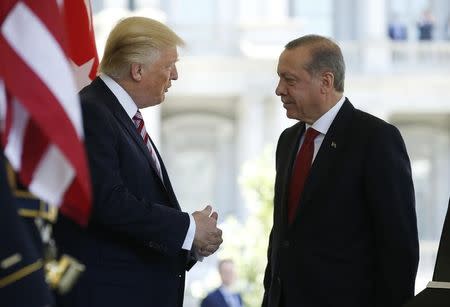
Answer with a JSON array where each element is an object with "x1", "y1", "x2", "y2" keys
[{"x1": 0, "y1": 0, "x2": 98, "y2": 226}]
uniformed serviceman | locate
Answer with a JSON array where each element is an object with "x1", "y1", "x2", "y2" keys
[{"x1": 0, "y1": 152, "x2": 54, "y2": 307}]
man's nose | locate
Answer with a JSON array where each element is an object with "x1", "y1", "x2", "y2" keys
[
  {"x1": 275, "y1": 80, "x2": 284, "y2": 96},
  {"x1": 171, "y1": 65, "x2": 178, "y2": 80}
]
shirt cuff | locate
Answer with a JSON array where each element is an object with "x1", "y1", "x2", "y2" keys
[
  {"x1": 191, "y1": 248, "x2": 204, "y2": 262},
  {"x1": 182, "y1": 213, "x2": 196, "y2": 250}
]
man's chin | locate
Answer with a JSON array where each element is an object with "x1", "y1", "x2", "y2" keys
[
  {"x1": 155, "y1": 93, "x2": 166, "y2": 104},
  {"x1": 285, "y1": 110, "x2": 297, "y2": 120},
  {"x1": 144, "y1": 97, "x2": 165, "y2": 108}
]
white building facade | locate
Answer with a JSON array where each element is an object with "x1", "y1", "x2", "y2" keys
[{"x1": 92, "y1": 0, "x2": 450, "y2": 305}]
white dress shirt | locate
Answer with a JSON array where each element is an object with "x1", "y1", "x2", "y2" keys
[
  {"x1": 298, "y1": 95, "x2": 346, "y2": 161},
  {"x1": 219, "y1": 286, "x2": 241, "y2": 307}
]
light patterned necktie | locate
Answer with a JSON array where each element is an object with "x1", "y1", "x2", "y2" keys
[{"x1": 132, "y1": 110, "x2": 163, "y2": 180}]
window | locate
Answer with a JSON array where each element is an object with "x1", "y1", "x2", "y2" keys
[
  {"x1": 170, "y1": 0, "x2": 217, "y2": 25},
  {"x1": 289, "y1": 0, "x2": 333, "y2": 35}
]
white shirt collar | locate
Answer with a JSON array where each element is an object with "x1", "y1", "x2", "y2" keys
[
  {"x1": 306, "y1": 95, "x2": 346, "y2": 134},
  {"x1": 219, "y1": 285, "x2": 234, "y2": 295},
  {"x1": 99, "y1": 74, "x2": 138, "y2": 119}
]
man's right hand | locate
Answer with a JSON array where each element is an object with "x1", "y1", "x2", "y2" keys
[{"x1": 192, "y1": 205, "x2": 223, "y2": 257}]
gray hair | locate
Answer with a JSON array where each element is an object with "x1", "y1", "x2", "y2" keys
[{"x1": 285, "y1": 35, "x2": 345, "y2": 92}]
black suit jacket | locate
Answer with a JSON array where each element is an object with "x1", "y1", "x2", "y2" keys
[
  {"x1": 262, "y1": 99, "x2": 419, "y2": 307},
  {"x1": 201, "y1": 288, "x2": 243, "y2": 307},
  {"x1": 54, "y1": 77, "x2": 193, "y2": 307},
  {"x1": 404, "y1": 198, "x2": 450, "y2": 307}
]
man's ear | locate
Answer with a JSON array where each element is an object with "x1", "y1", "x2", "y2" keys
[
  {"x1": 130, "y1": 63, "x2": 142, "y2": 81},
  {"x1": 321, "y1": 72, "x2": 334, "y2": 93}
]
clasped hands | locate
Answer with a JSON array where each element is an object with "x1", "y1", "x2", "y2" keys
[{"x1": 192, "y1": 205, "x2": 223, "y2": 257}]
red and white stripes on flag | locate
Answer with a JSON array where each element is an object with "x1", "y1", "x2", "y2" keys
[
  {"x1": 0, "y1": 0, "x2": 94, "y2": 226},
  {"x1": 63, "y1": 0, "x2": 99, "y2": 91}
]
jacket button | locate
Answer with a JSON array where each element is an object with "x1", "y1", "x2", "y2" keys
[
  {"x1": 178, "y1": 274, "x2": 182, "y2": 278},
  {"x1": 283, "y1": 240, "x2": 290, "y2": 248}
]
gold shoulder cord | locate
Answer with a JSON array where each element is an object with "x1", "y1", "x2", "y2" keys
[
  {"x1": 3, "y1": 160, "x2": 85, "y2": 293},
  {"x1": 5, "y1": 161, "x2": 57, "y2": 222},
  {"x1": 0, "y1": 260, "x2": 43, "y2": 288},
  {"x1": 0, "y1": 163, "x2": 45, "y2": 288}
]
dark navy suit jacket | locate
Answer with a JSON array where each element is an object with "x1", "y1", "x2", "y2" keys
[
  {"x1": 201, "y1": 288, "x2": 243, "y2": 307},
  {"x1": 263, "y1": 99, "x2": 419, "y2": 307},
  {"x1": 54, "y1": 77, "x2": 194, "y2": 307},
  {"x1": 0, "y1": 153, "x2": 53, "y2": 307}
]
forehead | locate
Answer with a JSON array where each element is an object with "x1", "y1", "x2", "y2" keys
[
  {"x1": 150, "y1": 46, "x2": 178, "y2": 65},
  {"x1": 277, "y1": 47, "x2": 311, "y2": 73},
  {"x1": 160, "y1": 47, "x2": 178, "y2": 61},
  {"x1": 219, "y1": 261, "x2": 234, "y2": 270}
]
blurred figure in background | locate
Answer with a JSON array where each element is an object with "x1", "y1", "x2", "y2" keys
[
  {"x1": 201, "y1": 259, "x2": 243, "y2": 307},
  {"x1": 417, "y1": 9, "x2": 435, "y2": 40},
  {"x1": 388, "y1": 13, "x2": 408, "y2": 41}
]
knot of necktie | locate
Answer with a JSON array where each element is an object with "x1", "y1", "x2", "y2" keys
[
  {"x1": 303, "y1": 127, "x2": 320, "y2": 145},
  {"x1": 133, "y1": 110, "x2": 143, "y2": 120}
]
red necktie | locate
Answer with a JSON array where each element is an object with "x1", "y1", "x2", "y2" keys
[
  {"x1": 288, "y1": 127, "x2": 320, "y2": 224},
  {"x1": 132, "y1": 110, "x2": 163, "y2": 180}
]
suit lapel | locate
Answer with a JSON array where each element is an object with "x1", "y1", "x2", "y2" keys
[
  {"x1": 292, "y1": 99, "x2": 355, "y2": 222},
  {"x1": 277, "y1": 122, "x2": 305, "y2": 230},
  {"x1": 217, "y1": 290, "x2": 229, "y2": 307},
  {"x1": 149, "y1": 138, "x2": 181, "y2": 210},
  {"x1": 91, "y1": 78, "x2": 168, "y2": 191}
]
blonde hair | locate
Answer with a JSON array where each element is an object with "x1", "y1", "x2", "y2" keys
[{"x1": 100, "y1": 16, "x2": 185, "y2": 78}]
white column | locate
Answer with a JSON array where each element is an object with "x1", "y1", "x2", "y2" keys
[
  {"x1": 357, "y1": 0, "x2": 391, "y2": 72},
  {"x1": 332, "y1": 0, "x2": 357, "y2": 40},
  {"x1": 266, "y1": 0, "x2": 288, "y2": 21},
  {"x1": 239, "y1": 0, "x2": 264, "y2": 22},
  {"x1": 433, "y1": 125, "x2": 450, "y2": 233},
  {"x1": 136, "y1": 0, "x2": 161, "y2": 9},
  {"x1": 236, "y1": 94, "x2": 265, "y2": 167},
  {"x1": 141, "y1": 105, "x2": 161, "y2": 148},
  {"x1": 267, "y1": 96, "x2": 294, "y2": 143},
  {"x1": 239, "y1": 0, "x2": 288, "y2": 21},
  {"x1": 217, "y1": 0, "x2": 239, "y2": 53},
  {"x1": 431, "y1": 0, "x2": 449, "y2": 40},
  {"x1": 235, "y1": 91, "x2": 265, "y2": 218}
]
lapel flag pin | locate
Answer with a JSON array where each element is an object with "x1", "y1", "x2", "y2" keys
[{"x1": 331, "y1": 141, "x2": 337, "y2": 148}]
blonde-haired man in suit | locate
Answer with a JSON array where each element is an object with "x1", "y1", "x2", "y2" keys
[{"x1": 55, "y1": 17, "x2": 223, "y2": 307}]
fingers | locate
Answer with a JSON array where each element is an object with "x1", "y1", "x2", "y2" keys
[
  {"x1": 202, "y1": 205, "x2": 218, "y2": 221},
  {"x1": 198, "y1": 247, "x2": 212, "y2": 257},
  {"x1": 202, "y1": 205, "x2": 212, "y2": 215},
  {"x1": 210, "y1": 211, "x2": 218, "y2": 221},
  {"x1": 207, "y1": 228, "x2": 223, "y2": 247},
  {"x1": 215, "y1": 228, "x2": 222, "y2": 241},
  {"x1": 195, "y1": 227, "x2": 223, "y2": 257},
  {"x1": 192, "y1": 205, "x2": 223, "y2": 257},
  {"x1": 198, "y1": 242, "x2": 221, "y2": 257}
]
